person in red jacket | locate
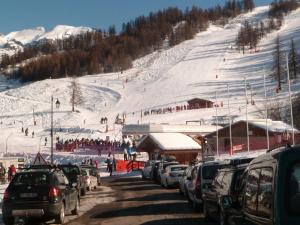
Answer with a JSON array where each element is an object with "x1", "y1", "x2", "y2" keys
[{"x1": 8, "y1": 165, "x2": 16, "y2": 182}]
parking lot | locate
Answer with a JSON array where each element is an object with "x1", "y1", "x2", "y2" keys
[{"x1": 66, "y1": 175, "x2": 211, "y2": 225}]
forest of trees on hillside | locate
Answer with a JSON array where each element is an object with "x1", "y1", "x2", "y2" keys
[
  {"x1": 236, "y1": 0, "x2": 299, "y2": 53},
  {"x1": 1, "y1": 0, "x2": 255, "y2": 82}
]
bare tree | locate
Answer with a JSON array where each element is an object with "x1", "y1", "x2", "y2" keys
[
  {"x1": 289, "y1": 38, "x2": 299, "y2": 79},
  {"x1": 273, "y1": 35, "x2": 284, "y2": 91},
  {"x1": 293, "y1": 93, "x2": 300, "y2": 129},
  {"x1": 70, "y1": 77, "x2": 83, "y2": 112}
]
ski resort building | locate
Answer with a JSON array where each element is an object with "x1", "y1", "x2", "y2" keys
[
  {"x1": 205, "y1": 119, "x2": 300, "y2": 156},
  {"x1": 137, "y1": 133, "x2": 202, "y2": 164},
  {"x1": 122, "y1": 124, "x2": 218, "y2": 136},
  {"x1": 187, "y1": 98, "x2": 214, "y2": 109}
]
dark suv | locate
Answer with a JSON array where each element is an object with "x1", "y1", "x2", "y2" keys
[
  {"x1": 222, "y1": 146, "x2": 300, "y2": 225},
  {"x1": 203, "y1": 163, "x2": 249, "y2": 225},
  {"x1": 2, "y1": 168, "x2": 79, "y2": 225},
  {"x1": 58, "y1": 164, "x2": 86, "y2": 196}
]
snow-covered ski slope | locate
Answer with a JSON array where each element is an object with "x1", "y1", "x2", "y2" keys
[{"x1": 0, "y1": 6, "x2": 300, "y2": 154}]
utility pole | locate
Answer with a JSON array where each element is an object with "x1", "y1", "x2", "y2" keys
[
  {"x1": 244, "y1": 78, "x2": 250, "y2": 153},
  {"x1": 263, "y1": 72, "x2": 270, "y2": 150},
  {"x1": 51, "y1": 96, "x2": 54, "y2": 164},
  {"x1": 215, "y1": 91, "x2": 219, "y2": 157},
  {"x1": 286, "y1": 53, "x2": 295, "y2": 145},
  {"x1": 227, "y1": 84, "x2": 233, "y2": 155}
]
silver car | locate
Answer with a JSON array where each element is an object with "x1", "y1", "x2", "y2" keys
[{"x1": 161, "y1": 164, "x2": 188, "y2": 188}]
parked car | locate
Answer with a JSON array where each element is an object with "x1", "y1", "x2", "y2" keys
[
  {"x1": 80, "y1": 165, "x2": 101, "y2": 186},
  {"x1": 81, "y1": 168, "x2": 97, "y2": 191},
  {"x1": 203, "y1": 163, "x2": 249, "y2": 225},
  {"x1": 186, "y1": 160, "x2": 230, "y2": 210},
  {"x1": 58, "y1": 164, "x2": 86, "y2": 196},
  {"x1": 142, "y1": 160, "x2": 159, "y2": 179},
  {"x1": 179, "y1": 165, "x2": 194, "y2": 196},
  {"x1": 219, "y1": 146, "x2": 300, "y2": 225},
  {"x1": 2, "y1": 168, "x2": 79, "y2": 225},
  {"x1": 160, "y1": 164, "x2": 188, "y2": 188},
  {"x1": 157, "y1": 161, "x2": 179, "y2": 184}
]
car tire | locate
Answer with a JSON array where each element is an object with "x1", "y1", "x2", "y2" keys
[
  {"x1": 203, "y1": 201, "x2": 212, "y2": 222},
  {"x1": 87, "y1": 185, "x2": 90, "y2": 191},
  {"x1": 3, "y1": 216, "x2": 14, "y2": 225},
  {"x1": 165, "y1": 179, "x2": 169, "y2": 188},
  {"x1": 55, "y1": 203, "x2": 65, "y2": 224},
  {"x1": 219, "y1": 208, "x2": 227, "y2": 225},
  {"x1": 72, "y1": 198, "x2": 80, "y2": 215},
  {"x1": 97, "y1": 181, "x2": 101, "y2": 186},
  {"x1": 142, "y1": 172, "x2": 146, "y2": 179},
  {"x1": 81, "y1": 187, "x2": 86, "y2": 196}
]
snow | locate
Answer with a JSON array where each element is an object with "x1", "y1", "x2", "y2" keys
[
  {"x1": 141, "y1": 133, "x2": 202, "y2": 151},
  {"x1": 37, "y1": 25, "x2": 93, "y2": 41},
  {"x1": 122, "y1": 124, "x2": 221, "y2": 135},
  {"x1": 0, "y1": 5, "x2": 298, "y2": 157},
  {"x1": 5, "y1": 27, "x2": 45, "y2": 45}
]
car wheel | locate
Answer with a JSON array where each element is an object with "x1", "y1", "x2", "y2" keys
[
  {"x1": 3, "y1": 216, "x2": 14, "y2": 225},
  {"x1": 81, "y1": 187, "x2": 86, "y2": 196},
  {"x1": 165, "y1": 179, "x2": 169, "y2": 188},
  {"x1": 87, "y1": 185, "x2": 90, "y2": 191},
  {"x1": 219, "y1": 209, "x2": 227, "y2": 225},
  {"x1": 72, "y1": 198, "x2": 80, "y2": 215},
  {"x1": 55, "y1": 203, "x2": 65, "y2": 224},
  {"x1": 203, "y1": 200, "x2": 211, "y2": 222},
  {"x1": 179, "y1": 187, "x2": 183, "y2": 195},
  {"x1": 97, "y1": 181, "x2": 101, "y2": 186},
  {"x1": 142, "y1": 172, "x2": 146, "y2": 179}
]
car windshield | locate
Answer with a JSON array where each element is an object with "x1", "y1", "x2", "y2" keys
[
  {"x1": 81, "y1": 170, "x2": 88, "y2": 176},
  {"x1": 202, "y1": 164, "x2": 225, "y2": 180},
  {"x1": 171, "y1": 167, "x2": 187, "y2": 172},
  {"x1": 12, "y1": 172, "x2": 49, "y2": 186},
  {"x1": 60, "y1": 166, "x2": 80, "y2": 175},
  {"x1": 287, "y1": 161, "x2": 300, "y2": 215}
]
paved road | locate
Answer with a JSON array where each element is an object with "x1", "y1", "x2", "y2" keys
[{"x1": 66, "y1": 176, "x2": 215, "y2": 225}]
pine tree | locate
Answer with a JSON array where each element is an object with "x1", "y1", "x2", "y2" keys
[{"x1": 70, "y1": 77, "x2": 83, "y2": 112}]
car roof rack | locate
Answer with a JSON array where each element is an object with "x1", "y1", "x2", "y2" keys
[{"x1": 19, "y1": 164, "x2": 61, "y2": 172}]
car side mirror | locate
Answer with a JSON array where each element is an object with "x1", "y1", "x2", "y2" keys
[{"x1": 221, "y1": 196, "x2": 233, "y2": 209}]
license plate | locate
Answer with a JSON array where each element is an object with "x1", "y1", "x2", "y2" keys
[
  {"x1": 20, "y1": 193, "x2": 38, "y2": 198},
  {"x1": 12, "y1": 209, "x2": 44, "y2": 217}
]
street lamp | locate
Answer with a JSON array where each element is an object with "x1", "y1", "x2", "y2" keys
[{"x1": 51, "y1": 96, "x2": 60, "y2": 164}]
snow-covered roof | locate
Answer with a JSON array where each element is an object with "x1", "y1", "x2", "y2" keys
[
  {"x1": 123, "y1": 124, "x2": 221, "y2": 135},
  {"x1": 246, "y1": 119, "x2": 299, "y2": 133},
  {"x1": 139, "y1": 133, "x2": 201, "y2": 151}
]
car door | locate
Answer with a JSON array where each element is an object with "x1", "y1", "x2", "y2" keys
[
  {"x1": 205, "y1": 171, "x2": 225, "y2": 216},
  {"x1": 57, "y1": 173, "x2": 72, "y2": 211},
  {"x1": 187, "y1": 167, "x2": 198, "y2": 201}
]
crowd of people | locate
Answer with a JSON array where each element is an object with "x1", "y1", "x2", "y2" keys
[
  {"x1": 0, "y1": 163, "x2": 16, "y2": 184},
  {"x1": 56, "y1": 137, "x2": 135, "y2": 155}
]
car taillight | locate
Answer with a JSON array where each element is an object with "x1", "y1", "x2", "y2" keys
[
  {"x1": 49, "y1": 187, "x2": 60, "y2": 198},
  {"x1": 3, "y1": 189, "x2": 9, "y2": 200}
]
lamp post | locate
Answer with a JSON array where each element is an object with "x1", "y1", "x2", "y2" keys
[
  {"x1": 6, "y1": 132, "x2": 13, "y2": 156},
  {"x1": 50, "y1": 96, "x2": 60, "y2": 164}
]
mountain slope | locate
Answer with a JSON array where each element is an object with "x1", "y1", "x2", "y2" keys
[{"x1": 0, "y1": 6, "x2": 299, "y2": 154}]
